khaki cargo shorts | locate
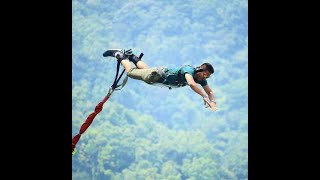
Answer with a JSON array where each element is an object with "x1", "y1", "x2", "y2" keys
[{"x1": 127, "y1": 67, "x2": 166, "y2": 84}]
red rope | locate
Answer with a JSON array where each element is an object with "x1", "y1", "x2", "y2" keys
[{"x1": 72, "y1": 94, "x2": 111, "y2": 153}]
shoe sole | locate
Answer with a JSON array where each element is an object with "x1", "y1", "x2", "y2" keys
[{"x1": 103, "y1": 49, "x2": 123, "y2": 57}]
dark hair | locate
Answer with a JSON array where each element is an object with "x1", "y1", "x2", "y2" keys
[{"x1": 200, "y1": 63, "x2": 214, "y2": 74}]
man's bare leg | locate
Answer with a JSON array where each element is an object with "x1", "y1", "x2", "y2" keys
[
  {"x1": 120, "y1": 59, "x2": 149, "y2": 72},
  {"x1": 135, "y1": 61, "x2": 148, "y2": 69},
  {"x1": 112, "y1": 49, "x2": 149, "y2": 70},
  {"x1": 120, "y1": 59, "x2": 133, "y2": 73},
  {"x1": 126, "y1": 52, "x2": 148, "y2": 69}
]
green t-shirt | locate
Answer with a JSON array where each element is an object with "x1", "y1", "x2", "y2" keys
[{"x1": 162, "y1": 65, "x2": 207, "y2": 88}]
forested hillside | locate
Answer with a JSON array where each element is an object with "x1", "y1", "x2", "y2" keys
[{"x1": 72, "y1": 0, "x2": 248, "y2": 179}]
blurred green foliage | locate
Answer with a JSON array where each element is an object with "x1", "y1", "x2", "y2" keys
[{"x1": 72, "y1": 0, "x2": 248, "y2": 179}]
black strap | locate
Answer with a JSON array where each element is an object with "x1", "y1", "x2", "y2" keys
[
  {"x1": 111, "y1": 61, "x2": 125, "y2": 89},
  {"x1": 138, "y1": 53, "x2": 144, "y2": 59}
]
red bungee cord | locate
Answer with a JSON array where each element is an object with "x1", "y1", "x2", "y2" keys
[{"x1": 72, "y1": 61, "x2": 128, "y2": 155}]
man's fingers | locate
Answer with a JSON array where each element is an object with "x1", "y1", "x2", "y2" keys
[
  {"x1": 203, "y1": 98, "x2": 210, "y2": 107},
  {"x1": 211, "y1": 107, "x2": 217, "y2": 112}
]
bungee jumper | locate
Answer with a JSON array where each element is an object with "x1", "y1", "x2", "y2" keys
[{"x1": 103, "y1": 48, "x2": 217, "y2": 111}]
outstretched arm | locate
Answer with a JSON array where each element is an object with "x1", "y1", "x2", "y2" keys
[
  {"x1": 185, "y1": 74, "x2": 217, "y2": 111},
  {"x1": 203, "y1": 85, "x2": 217, "y2": 111}
]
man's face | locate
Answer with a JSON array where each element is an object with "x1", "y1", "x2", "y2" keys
[{"x1": 194, "y1": 70, "x2": 212, "y2": 82}]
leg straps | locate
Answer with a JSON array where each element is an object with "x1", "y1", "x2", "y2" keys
[{"x1": 128, "y1": 53, "x2": 144, "y2": 65}]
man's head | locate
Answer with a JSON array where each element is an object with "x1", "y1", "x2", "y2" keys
[{"x1": 194, "y1": 63, "x2": 214, "y2": 82}]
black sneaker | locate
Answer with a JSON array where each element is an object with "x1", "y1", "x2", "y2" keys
[
  {"x1": 103, "y1": 49, "x2": 125, "y2": 58},
  {"x1": 103, "y1": 49, "x2": 132, "y2": 61}
]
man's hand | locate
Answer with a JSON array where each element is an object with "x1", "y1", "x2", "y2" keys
[{"x1": 203, "y1": 97, "x2": 217, "y2": 112}]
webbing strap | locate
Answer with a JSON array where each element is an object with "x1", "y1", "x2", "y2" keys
[{"x1": 112, "y1": 61, "x2": 125, "y2": 89}]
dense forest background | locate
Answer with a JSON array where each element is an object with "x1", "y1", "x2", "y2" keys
[{"x1": 72, "y1": 0, "x2": 248, "y2": 179}]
